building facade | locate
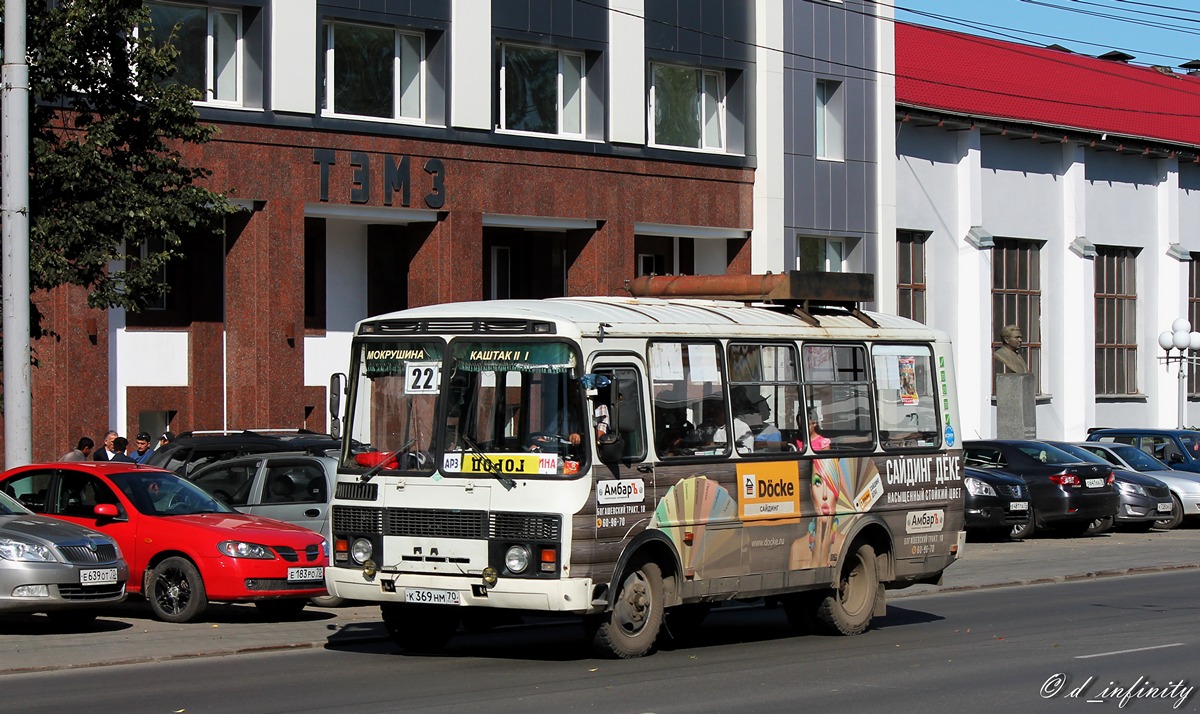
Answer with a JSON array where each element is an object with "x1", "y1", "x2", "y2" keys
[
  {"x1": 23, "y1": 0, "x2": 894, "y2": 463},
  {"x1": 893, "y1": 23, "x2": 1200, "y2": 439}
]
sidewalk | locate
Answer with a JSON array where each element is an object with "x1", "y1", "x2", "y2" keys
[{"x1": 3, "y1": 527, "x2": 1199, "y2": 674}]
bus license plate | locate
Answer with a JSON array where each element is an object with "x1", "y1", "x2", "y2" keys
[
  {"x1": 1010, "y1": 501, "x2": 1028, "y2": 511},
  {"x1": 1158, "y1": 502, "x2": 1174, "y2": 513},
  {"x1": 1085, "y1": 478, "x2": 1105, "y2": 489},
  {"x1": 405, "y1": 588, "x2": 461, "y2": 606},
  {"x1": 80, "y1": 568, "x2": 118, "y2": 585},
  {"x1": 287, "y1": 567, "x2": 323, "y2": 582}
]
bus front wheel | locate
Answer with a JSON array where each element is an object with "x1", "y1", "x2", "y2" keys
[
  {"x1": 815, "y1": 542, "x2": 879, "y2": 636},
  {"x1": 592, "y1": 560, "x2": 664, "y2": 658},
  {"x1": 381, "y1": 603, "x2": 459, "y2": 653}
]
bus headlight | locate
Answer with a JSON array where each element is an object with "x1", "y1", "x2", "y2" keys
[
  {"x1": 351, "y1": 538, "x2": 373, "y2": 565},
  {"x1": 505, "y1": 545, "x2": 530, "y2": 574}
]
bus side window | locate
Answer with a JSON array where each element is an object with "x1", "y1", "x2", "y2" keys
[{"x1": 595, "y1": 367, "x2": 647, "y2": 463}]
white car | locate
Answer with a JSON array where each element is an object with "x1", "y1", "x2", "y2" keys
[{"x1": 1069, "y1": 442, "x2": 1200, "y2": 529}]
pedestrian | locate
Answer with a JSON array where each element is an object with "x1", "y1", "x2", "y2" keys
[
  {"x1": 60, "y1": 436, "x2": 94, "y2": 462},
  {"x1": 93, "y1": 430, "x2": 119, "y2": 461},
  {"x1": 108, "y1": 436, "x2": 136, "y2": 463},
  {"x1": 130, "y1": 432, "x2": 155, "y2": 464},
  {"x1": 158, "y1": 431, "x2": 175, "y2": 449}
]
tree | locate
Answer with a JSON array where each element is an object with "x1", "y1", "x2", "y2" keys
[{"x1": 22, "y1": 0, "x2": 237, "y2": 314}]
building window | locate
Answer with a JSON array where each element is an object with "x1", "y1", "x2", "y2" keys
[
  {"x1": 140, "y1": 236, "x2": 168, "y2": 311},
  {"x1": 796, "y1": 236, "x2": 844, "y2": 272},
  {"x1": 991, "y1": 238, "x2": 1042, "y2": 389},
  {"x1": 144, "y1": 2, "x2": 242, "y2": 105},
  {"x1": 323, "y1": 22, "x2": 424, "y2": 121},
  {"x1": 499, "y1": 43, "x2": 585, "y2": 137},
  {"x1": 650, "y1": 63, "x2": 725, "y2": 151},
  {"x1": 815, "y1": 79, "x2": 843, "y2": 160},
  {"x1": 897, "y1": 230, "x2": 927, "y2": 323},
  {"x1": 1094, "y1": 246, "x2": 1139, "y2": 396},
  {"x1": 491, "y1": 246, "x2": 511, "y2": 300},
  {"x1": 303, "y1": 218, "x2": 326, "y2": 331},
  {"x1": 1189, "y1": 255, "x2": 1200, "y2": 396}
]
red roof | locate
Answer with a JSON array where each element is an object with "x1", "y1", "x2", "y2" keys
[{"x1": 896, "y1": 22, "x2": 1200, "y2": 147}]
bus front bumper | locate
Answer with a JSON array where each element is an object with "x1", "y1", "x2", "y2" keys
[{"x1": 326, "y1": 567, "x2": 595, "y2": 613}]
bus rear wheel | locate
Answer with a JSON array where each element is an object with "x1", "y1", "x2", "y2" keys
[
  {"x1": 381, "y1": 603, "x2": 459, "y2": 653},
  {"x1": 593, "y1": 560, "x2": 664, "y2": 658},
  {"x1": 814, "y1": 542, "x2": 879, "y2": 636}
]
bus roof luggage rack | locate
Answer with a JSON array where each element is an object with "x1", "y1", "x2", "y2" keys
[{"x1": 624, "y1": 271, "x2": 878, "y2": 328}]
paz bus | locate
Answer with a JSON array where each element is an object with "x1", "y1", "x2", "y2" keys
[{"x1": 325, "y1": 272, "x2": 965, "y2": 658}]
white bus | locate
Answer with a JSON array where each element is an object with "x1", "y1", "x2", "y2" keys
[{"x1": 325, "y1": 273, "x2": 965, "y2": 658}]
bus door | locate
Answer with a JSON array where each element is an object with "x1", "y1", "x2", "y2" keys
[{"x1": 588, "y1": 361, "x2": 653, "y2": 542}]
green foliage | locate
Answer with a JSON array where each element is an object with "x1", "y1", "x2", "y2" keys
[{"x1": 21, "y1": 0, "x2": 237, "y2": 311}]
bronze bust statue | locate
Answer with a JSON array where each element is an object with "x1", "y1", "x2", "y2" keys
[{"x1": 993, "y1": 324, "x2": 1029, "y2": 374}]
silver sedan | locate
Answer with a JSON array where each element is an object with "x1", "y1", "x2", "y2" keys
[
  {"x1": 1069, "y1": 441, "x2": 1200, "y2": 529},
  {"x1": 0, "y1": 490, "x2": 129, "y2": 625}
]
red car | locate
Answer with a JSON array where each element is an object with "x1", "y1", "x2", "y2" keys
[{"x1": 0, "y1": 462, "x2": 328, "y2": 623}]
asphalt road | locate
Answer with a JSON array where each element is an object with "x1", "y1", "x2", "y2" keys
[{"x1": 4, "y1": 570, "x2": 1199, "y2": 713}]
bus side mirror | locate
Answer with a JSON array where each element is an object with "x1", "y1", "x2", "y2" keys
[{"x1": 329, "y1": 373, "x2": 347, "y2": 439}]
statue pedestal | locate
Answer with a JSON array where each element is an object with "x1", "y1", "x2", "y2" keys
[{"x1": 996, "y1": 374, "x2": 1037, "y2": 439}]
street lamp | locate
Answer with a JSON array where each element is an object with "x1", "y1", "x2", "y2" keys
[{"x1": 1157, "y1": 318, "x2": 1200, "y2": 428}]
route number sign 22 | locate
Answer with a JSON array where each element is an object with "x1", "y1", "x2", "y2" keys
[{"x1": 405, "y1": 362, "x2": 441, "y2": 394}]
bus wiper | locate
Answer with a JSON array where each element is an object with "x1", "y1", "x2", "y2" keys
[
  {"x1": 359, "y1": 439, "x2": 415, "y2": 483},
  {"x1": 459, "y1": 435, "x2": 516, "y2": 491}
]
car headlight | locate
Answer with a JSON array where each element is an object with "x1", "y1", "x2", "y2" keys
[
  {"x1": 0, "y1": 537, "x2": 57, "y2": 562},
  {"x1": 1116, "y1": 481, "x2": 1145, "y2": 496},
  {"x1": 964, "y1": 476, "x2": 996, "y2": 497},
  {"x1": 350, "y1": 538, "x2": 372, "y2": 565},
  {"x1": 505, "y1": 545, "x2": 530, "y2": 574},
  {"x1": 217, "y1": 541, "x2": 275, "y2": 559}
]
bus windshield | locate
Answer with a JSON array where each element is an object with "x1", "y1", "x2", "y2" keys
[
  {"x1": 344, "y1": 340, "x2": 443, "y2": 472},
  {"x1": 441, "y1": 340, "x2": 588, "y2": 476}
]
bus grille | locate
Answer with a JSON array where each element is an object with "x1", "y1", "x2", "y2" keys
[
  {"x1": 490, "y1": 512, "x2": 561, "y2": 540},
  {"x1": 332, "y1": 505, "x2": 383, "y2": 534},
  {"x1": 335, "y1": 481, "x2": 378, "y2": 501},
  {"x1": 386, "y1": 508, "x2": 488, "y2": 539}
]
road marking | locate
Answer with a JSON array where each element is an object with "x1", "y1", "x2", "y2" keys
[{"x1": 1075, "y1": 643, "x2": 1186, "y2": 659}]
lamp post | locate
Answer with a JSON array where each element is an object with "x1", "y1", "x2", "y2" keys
[{"x1": 1157, "y1": 318, "x2": 1200, "y2": 429}]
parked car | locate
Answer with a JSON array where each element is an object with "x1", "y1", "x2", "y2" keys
[
  {"x1": 0, "y1": 489, "x2": 129, "y2": 625},
  {"x1": 962, "y1": 440, "x2": 1119, "y2": 537},
  {"x1": 1048, "y1": 442, "x2": 1172, "y2": 533},
  {"x1": 0, "y1": 462, "x2": 328, "y2": 623},
  {"x1": 962, "y1": 466, "x2": 1030, "y2": 539},
  {"x1": 147, "y1": 430, "x2": 340, "y2": 478},
  {"x1": 1068, "y1": 441, "x2": 1200, "y2": 530},
  {"x1": 1086, "y1": 428, "x2": 1200, "y2": 474}
]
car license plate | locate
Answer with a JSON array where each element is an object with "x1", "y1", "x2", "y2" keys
[
  {"x1": 1158, "y1": 502, "x2": 1174, "y2": 513},
  {"x1": 405, "y1": 588, "x2": 461, "y2": 606},
  {"x1": 80, "y1": 568, "x2": 117, "y2": 585},
  {"x1": 287, "y1": 567, "x2": 323, "y2": 582},
  {"x1": 1010, "y1": 501, "x2": 1029, "y2": 511},
  {"x1": 1085, "y1": 478, "x2": 1105, "y2": 488}
]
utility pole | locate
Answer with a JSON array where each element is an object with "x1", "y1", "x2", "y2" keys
[{"x1": 2, "y1": 0, "x2": 32, "y2": 467}]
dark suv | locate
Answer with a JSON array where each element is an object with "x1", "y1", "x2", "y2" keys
[
  {"x1": 147, "y1": 430, "x2": 340, "y2": 477},
  {"x1": 1086, "y1": 428, "x2": 1200, "y2": 475}
]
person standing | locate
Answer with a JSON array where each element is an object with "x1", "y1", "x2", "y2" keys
[
  {"x1": 93, "y1": 430, "x2": 119, "y2": 461},
  {"x1": 130, "y1": 432, "x2": 156, "y2": 464},
  {"x1": 108, "y1": 436, "x2": 136, "y2": 463},
  {"x1": 60, "y1": 437, "x2": 94, "y2": 462}
]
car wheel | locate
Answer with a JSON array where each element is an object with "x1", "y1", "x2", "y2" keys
[
  {"x1": 309, "y1": 595, "x2": 346, "y2": 608},
  {"x1": 254, "y1": 599, "x2": 308, "y2": 620},
  {"x1": 1010, "y1": 510, "x2": 1036, "y2": 539},
  {"x1": 1154, "y1": 495, "x2": 1185, "y2": 530},
  {"x1": 1087, "y1": 516, "x2": 1114, "y2": 534},
  {"x1": 592, "y1": 559, "x2": 665, "y2": 658},
  {"x1": 148, "y1": 556, "x2": 208, "y2": 623},
  {"x1": 813, "y1": 542, "x2": 880, "y2": 636},
  {"x1": 45, "y1": 609, "x2": 98, "y2": 629},
  {"x1": 381, "y1": 603, "x2": 459, "y2": 654}
]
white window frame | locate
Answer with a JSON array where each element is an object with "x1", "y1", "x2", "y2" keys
[
  {"x1": 491, "y1": 246, "x2": 511, "y2": 300},
  {"x1": 498, "y1": 42, "x2": 587, "y2": 138},
  {"x1": 816, "y1": 79, "x2": 844, "y2": 161},
  {"x1": 648, "y1": 62, "x2": 727, "y2": 152},
  {"x1": 143, "y1": 2, "x2": 243, "y2": 107},
  {"x1": 323, "y1": 21, "x2": 426, "y2": 124}
]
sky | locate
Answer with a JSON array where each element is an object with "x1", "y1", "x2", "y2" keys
[{"x1": 891, "y1": 0, "x2": 1200, "y2": 68}]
